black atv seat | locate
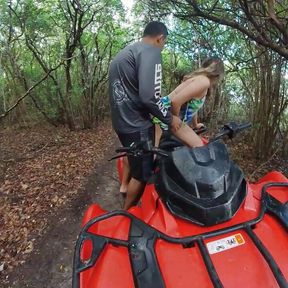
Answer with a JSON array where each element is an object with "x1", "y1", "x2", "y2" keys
[
  {"x1": 159, "y1": 131, "x2": 184, "y2": 151},
  {"x1": 155, "y1": 141, "x2": 247, "y2": 226}
]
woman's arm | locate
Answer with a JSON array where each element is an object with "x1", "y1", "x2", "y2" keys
[
  {"x1": 191, "y1": 113, "x2": 205, "y2": 129},
  {"x1": 192, "y1": 114, "x2": 198, "y2": 128}
]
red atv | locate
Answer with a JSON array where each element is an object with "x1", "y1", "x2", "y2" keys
[{"x1": 73, "y1": 123, "x2": 288, "y2": 288}]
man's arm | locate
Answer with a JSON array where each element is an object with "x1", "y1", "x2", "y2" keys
[{"x1": 137, "y1": 46, "x2": 172, "y2": 125}]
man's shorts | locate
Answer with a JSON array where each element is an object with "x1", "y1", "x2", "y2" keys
[{"x1": 117, "y1": 126, "x2": 155, "y2": 182}]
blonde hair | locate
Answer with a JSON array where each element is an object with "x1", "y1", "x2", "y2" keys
[{"x1": 183, "y1": 57, "x2": 224, "y2": 82}]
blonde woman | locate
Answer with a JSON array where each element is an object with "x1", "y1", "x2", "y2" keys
[{"x1": 153, "y1": 57, "x2": 225, "y2": 147}]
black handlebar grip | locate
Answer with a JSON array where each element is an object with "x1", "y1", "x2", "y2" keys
[
  {"x1": 115, "y1": 147, "x2": 131, "y2": 153},
  {"x1": 237, "y1": 123, "x2": 252, "y2": 131}
]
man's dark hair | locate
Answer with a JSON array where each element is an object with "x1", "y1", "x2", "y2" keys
[{"x1": 143, "y1": 21, "x2": 168, "y2": 38}]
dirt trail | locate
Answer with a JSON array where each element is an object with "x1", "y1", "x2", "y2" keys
[
  {"x1": 5, "y1": 140, "x2": 122, "y2": 288},
  {"x1": 3, "y1": 129, "x2": 287, "y2": 288}
]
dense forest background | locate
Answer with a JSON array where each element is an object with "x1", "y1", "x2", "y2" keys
[{"x1": 1, "y1": 0, "x2": 287, "y2": 158}]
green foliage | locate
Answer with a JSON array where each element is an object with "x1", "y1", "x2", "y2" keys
[
  {"x1": 0, "y1": 0, "x2": 287, "y2": 156},
  {"x1": 0, "y1": 0, "x2": 131, "y2": 127}
]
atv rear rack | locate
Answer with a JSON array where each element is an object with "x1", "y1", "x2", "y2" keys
[{"x1": 72, "y1": 183, "x2": 288, "y2": 288}]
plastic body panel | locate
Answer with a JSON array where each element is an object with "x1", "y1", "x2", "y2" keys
[{"x1": 74, "y1": 171, "x2": 288, "y2": 288}]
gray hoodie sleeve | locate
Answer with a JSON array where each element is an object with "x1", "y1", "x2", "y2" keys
[{"x1": 137, "y1": 46, "x2": 172, "y2": 125}]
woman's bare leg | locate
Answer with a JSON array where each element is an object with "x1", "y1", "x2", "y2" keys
[{"x1": 172, "y1": 123, "x2": 203, "y2": 147}]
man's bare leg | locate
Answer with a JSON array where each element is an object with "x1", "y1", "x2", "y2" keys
[
  {"x1": 154, "y1": 124, "x2": 162, "y2": 148},
  {"x1": 123, "y1": 178, "x2": 146, "y2": 210},
  {"x1": 120, "y1": 156, "x2": 131, "y2": 195}
]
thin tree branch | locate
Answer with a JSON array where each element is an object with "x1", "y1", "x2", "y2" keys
[
  {"x1": 267, "y1": 0, "x2": 288, "y2": 44},
  {"x1": 173, "y1": 0, "x2": 288, "y2": 59},
  {"x1": 0, "y1": 63, "x2": 63, "y2": 120}
]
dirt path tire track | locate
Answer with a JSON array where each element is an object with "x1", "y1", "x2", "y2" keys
[{"x1": 5, "y1": 138, "x2": 122, "y2": 288}]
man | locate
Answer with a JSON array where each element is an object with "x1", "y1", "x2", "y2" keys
[{"x1": 109, "y1": 21, "x2": 182, "y2": 210}]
